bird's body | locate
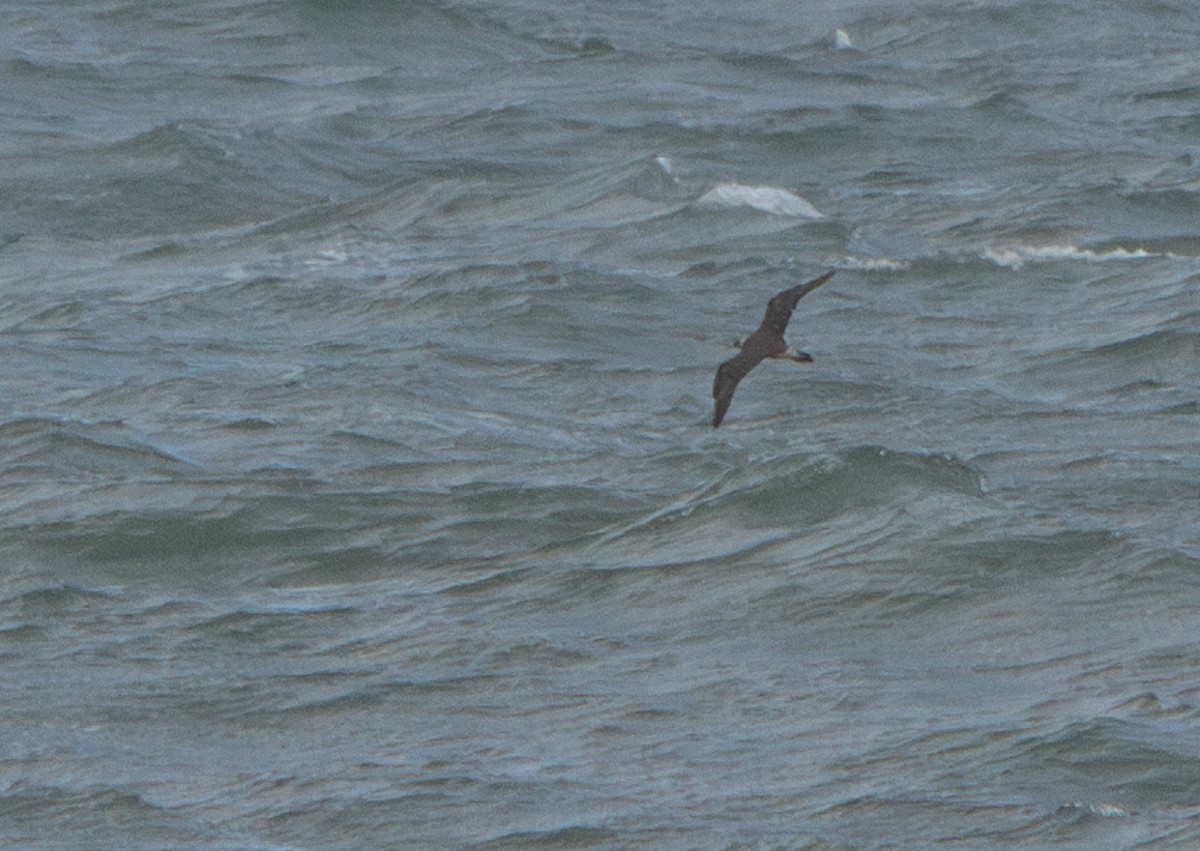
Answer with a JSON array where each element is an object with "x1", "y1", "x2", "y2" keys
[{"x1": 712, "y1": 270, "x2": 835, "y2": 427}]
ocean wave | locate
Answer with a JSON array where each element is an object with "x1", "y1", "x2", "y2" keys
[
  {"x1": 0, "y1": 583, "x2": 120, "y2": 611},
  {"x1": 983, "y1": 243, "x2": 1163, "y2": 269},
  {"x1": 0, "y1": 417, "x2": 196, "y2": 480},
  {"x1": 695, "y1": 182, "x2": 824, "y2": 218},
  {"x1": 585, "y1": 446, "x2": 985, "y2": 570},
  {"x1": 838, "y1": 255, "x2": 911, "y2": 272},
  {"x1": 1091, "y1": 328, "x2": 1199, "y2": 366},
  {"x1": 1003, "y1": 328, "x2": 1198, "y2": 406}
]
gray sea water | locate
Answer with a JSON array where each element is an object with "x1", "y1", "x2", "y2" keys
[{"x1": 3, "y1": 1, "x2": 1199, "y2": 848}]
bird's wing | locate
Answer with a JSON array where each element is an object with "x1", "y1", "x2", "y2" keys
[
  {"x1": 759, "y1": 269, "x2": 835, "y2": 338},
  {"x1": 712, "y1": 343, "x2": 767, "y2": 427}
]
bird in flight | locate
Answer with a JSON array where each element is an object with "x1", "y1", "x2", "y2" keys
[{"x1": 712, "y1": 270, "x2": 835, "y2": 428}]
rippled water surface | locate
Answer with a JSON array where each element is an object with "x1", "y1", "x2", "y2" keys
[{"x1": 2, "y1": 1, "x2": 1199, "y2": 848}]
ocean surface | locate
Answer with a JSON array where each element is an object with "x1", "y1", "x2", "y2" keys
[{"x1": 2, "y1": 1, "x2": 1199, "y2": 848}]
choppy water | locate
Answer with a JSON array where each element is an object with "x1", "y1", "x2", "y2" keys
[{"x1": 3, "y1": 1, "x2": 1199, "y2": 848}]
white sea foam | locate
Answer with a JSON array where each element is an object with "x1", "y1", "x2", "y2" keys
[
  {"x1": 697, "y1": 182, "x2": 823, "y2": 218},
  {"x1": 306, "y1": 248, "x2": 350, "y2": 265},
  {"x1": 840, "y1": 255, "x2": 910, "y2": 272},
  {"x1": 984, "y1": 244, "x2": 1159, "y2": 269}
]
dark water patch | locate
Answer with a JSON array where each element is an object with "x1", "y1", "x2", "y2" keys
[
  {"x1": 183, "y1": 606, "x2": 361, "y2": 657},
  {"x1": 758, "y1": 582, "x2": 963, "y2": 632},
  {"x1": 721, "y1": 445, "x2": 983, "y2": 528},
  {"x1": 3, "y1": 299, "x2": 92, "y2": 332},
  {"x1": 1, "y1": 584, "x2": 120, "y2": 613},
  {"x1": 119, "y1": 240, "x2": 192, "y2": 261},
  {"x1": 812, "y1": 794, "x2": 1030, "y2": 849},
  {"x1": 0, "y1": 622, "x2": 46, "y2": 646},
  {"x1": 576, "y1": 36, "x2": 617, "y2": 57},
  {"x1": 1090, "y1": 328, "x2": 1199, "y2": 381},
  {"x1": 3, "y1": 425, "x2": 196, "y2": 480},
  {"x1": 471, "y1": 825, "x2": 620, "y2": 850},
  {"x1": 574, "y1": 446, "x2": 987, "y2": 572},
  {"x1": 831, "y1": 444, "x2": 983, "y2": 497},
  {"x1": 322, "y1": 430, "x2": 422, "y2": 462},
  {"x1": 405, "y1": 282, "x2": 548, "y2": 322},
  {"x1": 1109, "y1": 693, "x2": 1167, "y2": 718},
  {"x1": 6, "y1": 121, "x2": 327, "y2": 238},
  {"x1": 1133, "y1": 85, "x2": 1200, "y2": 103},
  {"x1": 1003, "y1": 328, "x2": 1200, "y2": 405},
  {"x1": 261, "y1": 789, "x2": 481, "y2": 851},
  {"x1": 0, "y1": 584, "x2": 113, "y2": 649},
  {"x1": 269, "y1": 544, "x2": 392, "y2": 587},
  {"x1": 1162, "y1": 399, "x2": 1200, "y2": 414},
  {"x1": 932, "y1": 529, "x2": 1125, "y2": 590},
  {"x1": 222, "y1": 416, "x2": 277, "y2": 431},
  {"x1": 1144, "y1": 112, "x2": 1200, "y2": 147},
  {"x1": 1140, "y1": 645, "x2": 1200, "y2": 679},
  {"x1": 1124, "y1": 188, "x2": 1200, "y2": 219},
  {"x1": 3, "y1": 56, "x2": 60, "y2": 79},
  {"x1": 292, "y1": 0, "x2": 551, "y2": 67},
  {"x1": 622, "y1": 706, "x2": 681, "y2": 721},
  {"x1": 1088, "y1": 549, "x2": 1200, "y2": 598},
  {"x1": 403, "y1": 260, "x2": 567, "y2": 296},
  {"x1": 25, "y1": 491, "x2": 384, "y2": 586},
  {"x1": 73, "y1": 377, "x2": 226, "y2": 411},
  {"x1": 0, "y1": 416, "x2": 72, "y2": 442},
  {"x1": 239, "y1": 673, "x2": 499, "y2": 719},
  {"x1": 48, "y1": 508, "x2": 310, "y2": 563},
  {"x1": 425, "y1": 480, "x2": 649, "y2": 562},
  {"x1": 481, "y1": 638, "x2": 597, "y2": 672},
  {"x1": 1019, "y1": 718, "x2": 1200, "y2": 811},
  {"x1": 438, "y1": 567, "x2": 536, "y2": 598},
  {"x1": 717, "y1": 51, "x2": 831, "y2": 79},
  {"x1": 0, "y1": 785, "x2": 200, "y2": 849},
  {"x1": 152, "y1": 276, "x2": 405, "y2": 351}
]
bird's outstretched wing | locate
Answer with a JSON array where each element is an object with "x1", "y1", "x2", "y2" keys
[
  {"x1": 712, "y1": 345, "x2": 767, "y2": 428},
  {"x1": 759, "y1": 269, "x2": 835, "y2": 339},
  {"x1": 711, "y1": 269, "x2": 835, "y2": 427}
]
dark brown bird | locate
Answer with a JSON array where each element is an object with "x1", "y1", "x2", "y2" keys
[{"x1": 712, "y1": 270, "x2": 835, "y2": 427}]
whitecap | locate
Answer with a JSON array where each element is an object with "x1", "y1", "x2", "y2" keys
[
  {"x1": 839, "y1": 255, "x2": 910, "y2": 272},
  {"x1": 983, "y1": 244, "x2": 1159, "y2": 269},
  {"x1": 1061, "y1": 801, "x2": 1129, "y2": 818},
  {"x1": 304, "y1": 248, "x2": 350, "y2": 265},
  {"x1": 697, "y1": 183, "x2": 823, "y2": 218}
]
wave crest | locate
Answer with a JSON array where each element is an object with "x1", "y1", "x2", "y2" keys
[
  {"x1": 696, "y1": 182, "x2": 824, "y2": 218},
  {"x1": 983, "y1": 244, "x2": 1161, "y2": 269}
]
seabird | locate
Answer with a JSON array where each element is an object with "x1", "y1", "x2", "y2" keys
[{"x1": 712, "y1": 270, "x2": 835, "y2": 428}]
